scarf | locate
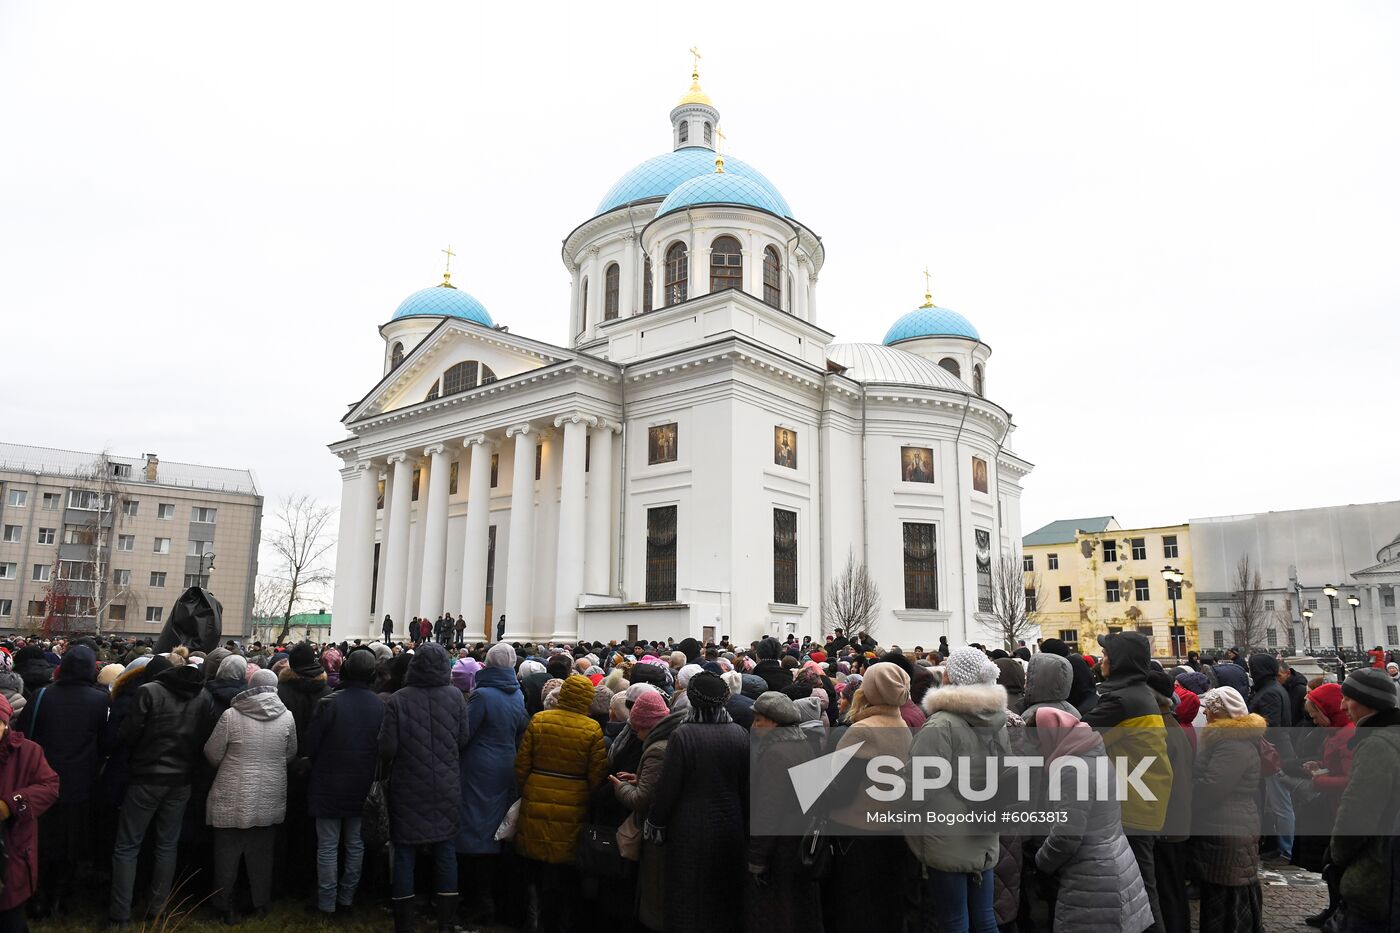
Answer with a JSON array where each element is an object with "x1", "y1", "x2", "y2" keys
[{"x1": 688, "y1": 703, "x2": 733, "y2": 725}]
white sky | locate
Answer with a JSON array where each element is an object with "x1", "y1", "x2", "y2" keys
[{"x1": 2, "y1": 1, "x2": 1396, "y2": 549}]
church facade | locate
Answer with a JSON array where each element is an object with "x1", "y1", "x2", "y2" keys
[{"x1": 328, "y1": 67, "x2": 1033, "y2": 647}]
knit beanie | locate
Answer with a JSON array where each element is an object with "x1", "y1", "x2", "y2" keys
[
  {"x1": 341, "y1": 649, "x2": 377, "y2": 685},
  {"x1": 485, "y1": 642, "x2": 516, "y2": 669},
  {"x1": 1342, "y1": 667, "x2": 1399, "y2": 712},
  {"x1": 249, "y1": 668, "x2": 278, "y2": 689},
  {"x1": 608, "y1": 691, "x2": 630, "y2": 722},
  {"x1": 859, "y1": 663, "x2": 909, "y2": 706},
  {"x1": 753, "y1": 691, "x2": 801, "y2": 725},
  {"x1": 687, "y1": 671, "x2": 729, "y2": 708},
  {"x1": 1146, "y1": 670, "x2": 1176, "y2": 702},
  {"x1": 945, "y1": 647, "x2": 998, "y2": 686},
  {"x1": 0, "y1": 694, "x2": 12, "y2": 723},
  {"x1": 629, "y1": 690, "x2": 669, "y2": 731},
  {"x1": 590, "y1": 684, "x2": 614, "y2": 720},
  {"x1": 288, "y1": 642, "x2": 321, "y2": 678},
  {"x1": 626, "y1": 682, "x2": 660, "y2": 706}
]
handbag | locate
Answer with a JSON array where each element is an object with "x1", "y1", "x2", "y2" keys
[
  {"x1": 361, "y1": 764, "x2": 391, "y2": 851},
  {"x1": 616, "y1": 813, "x2": 641, "y2": 861},
  {"x1": 1259, "y1": 738, "x2": 1282, "y2": 777},
  {"x1": 494, "y1": 799, "x2": 521, "y2": 842},
  {"x1": 797, "y1": 816, "x2": 834, "y2": 879},
  {"x1": 576, "y1": 823, "x2": 631, "y2": 880}
]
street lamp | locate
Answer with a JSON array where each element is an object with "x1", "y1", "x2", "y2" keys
[
  {"x1": 1302, "y1": 608, "x2": 1315, "y2": 654},
  {"x1": 1161, "y1": 566, "x2": 1184, "y2": 660},
  {"x1": 1347, "y1": 593, "x2": 1362, "y2": 649},
  {"x1": 1324, "y1": 584, "x2": 1339, "y2": 654},
  {"x1": 198, "y1": 552, "x2": 216, "y2": 590}
]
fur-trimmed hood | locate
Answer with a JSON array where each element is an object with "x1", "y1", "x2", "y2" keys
[
  {"x1": 1201, "y1": 712, "x2": 1267, "y2": 743},
  {"x1": 278, "y1": 663, "x2": 329, "y2": 693},
  {"x1": 922, "y1": 682, "x2": 1009, "y2": 729}
]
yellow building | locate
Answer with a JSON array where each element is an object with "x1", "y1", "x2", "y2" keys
[{"x1": 1023, "y1": 516, "x2": 1198, "y2": 659}]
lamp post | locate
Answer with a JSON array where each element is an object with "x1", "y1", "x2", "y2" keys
[
  {"x1": 1161, "y1": 566, "x2": 1184, "y2": 660},
  {"x1": 1347, "y1": 593, "x2": 1362, "y2": 650},
  {"x1": 198, "y1": 552, "x2": 216, "y2": 590},
  {"x1": 1302, "y1": 608, "x2": 1314, "y2": 654},
  {"x1": 1324, "y1": 584, "x2": 1339, "y2": 654}
]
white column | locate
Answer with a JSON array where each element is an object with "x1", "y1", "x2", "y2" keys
[
  {"x1": 583, "y1": 250, "x2": 599, "y2": 340},
  {"x1": 459, "y1": 436, "x2": 494, "y2": 639},
  {"x1": 418, "y1": 444, "x2": 451, "y2": 618},
  {"x1": 794, "y1": 257, "x2": 810, "y2": 320},
  {"x1": 373, "y1": 464, "x2": 393, "y2": 626},
  {"x1": 534, "y1": 430, "x2": 561, "y2": 628},
  {"x1": 382, "y1": 453, "x2": 413, "y2": 632},
  {"x1": 1372, "y1": 585, "x2": 1385, "y2": 647},
  {"x1": 619, "y1": 238, "x2": 634, "y2": 318},
  {"x1": 554, "y1": 415, "x2": 593, "y2": 638},
  {"x1": 504, "y1": 424, "x2": 537, "y2": 639},
  {"x1": 331, "y1": 461, "x2": 377, "y2": 641},
  {"x1": 585, "y1": 423, "x2": 615, "y2": 595}
]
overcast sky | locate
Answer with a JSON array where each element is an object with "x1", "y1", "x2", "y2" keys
[{"x1": 2, "y1": 2, "x2": 1396, "y2": 549}]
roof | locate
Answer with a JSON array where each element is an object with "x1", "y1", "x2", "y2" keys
[
  {"x1": 884, "y1": 305, "x2": 981, "y2": 344},
  {"x1": 1023, "y1": 516, "x2": 1118, "y2": 547},
  {"x1": 825, "y1": 343, "x2": 972, "y2": 392},
  {"x1": 390, "y1": 284, "x2": 494, "y2": 326},
  {"x1": 656, "y1": 171, "x2": 788, "y2": 218},
  {"x1": 0, "y1": 442, "x2": 259, "y2": 496},
  {"x1": 595, "y1": 147, "x2": 791, "y2": 216}
]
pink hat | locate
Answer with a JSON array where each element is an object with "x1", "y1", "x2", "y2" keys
[{"x1": 629, "y1": 690, "x2": 669, "y2": 731}]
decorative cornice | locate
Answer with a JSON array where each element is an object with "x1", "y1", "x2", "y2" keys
[
  {"x1": 505, "y1": 423, "x2": 534, "y2": 439},
  {"x1": 462, "y1": 434, "x2": 491, "y2": 449},
  {"x1": 387, "y1": 452, "x2": 408, "y2": 465},
  {"x1": 553, "y1": 413, "x2": 599, "y2": 429},
  {"x1": 423, "y1": 444, "x2": 447, "y2": 457}
]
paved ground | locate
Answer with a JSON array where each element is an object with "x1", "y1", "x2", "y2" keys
[{"x1": 1251, "y1": 864, "x2": 1328, "y2": 933}]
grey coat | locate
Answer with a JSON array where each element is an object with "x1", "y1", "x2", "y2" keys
[
  {"x1": 1020, "y1": 654, "x2": 1078, "y2": 725},
  {"x1": 1034, "y1": 744, "x2": 1153, "y2": 933},
  {"x1": 203, "y1": 686, "x2": 298, "y2": 829}
]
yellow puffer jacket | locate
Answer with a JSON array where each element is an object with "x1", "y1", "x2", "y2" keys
[{"x1": 514, "y1": 674, "x2": 608, "y2": 864}]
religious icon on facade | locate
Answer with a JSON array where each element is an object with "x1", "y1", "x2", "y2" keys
[
  {"x1": 901, "y1": 446, "x2": 934, "y2": 483},
  {"x1": 649, "y1": 423, "x2": 678, "y2": 465},
  {"x1": 972, "y1": 456, "x2": 989, "y2": 493},
  {"x1": 976, "y1": 528, "x2": 993, "y2": 612},
  {"x1": 774, "y1": 427, "x2": 797, "y2": 469}
]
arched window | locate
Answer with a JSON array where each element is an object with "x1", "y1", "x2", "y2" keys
[
  {"x1": 973, "y1": 364, "x2": 985, "y2": 396},
  {"x1": 763, "y1": 246, "x2": 782, "y2": 308},
  {"x1": 710, "y1": 236, "x2": 742, "y2": 294},
  {"x1": 424, "y1": 379, "x2": 440, "y2": 401},
  {"x1": 390, "y1": 342, "x2": 404, "y2": 370},
  {"x1": 664, "y1": 242, "x2": 688, "y2": 306},
  {"x1": 442, "y1": 361, "x2": 480, "y2": 396},
  {"x1": 604, "y1": 263, "x2": 620, "y2": 320},
  {"x1": 481, "y1": 364, "x2": 497, "y2": 384},
  {"x1": 580, "y1": 278, "x2": 588, "y2": 324},
  {"x1": 643, "y1": 257, "x2": 654, "y2": 313},
  {"x1": 679, "y1": 121, "x2": 689, "y2": 144},
  {"x1": 938, "y1": 358, "x2": 961, "y2": 379},
  {"x1": 704, "y1": 122, "x2": 712, "y2": 145}
]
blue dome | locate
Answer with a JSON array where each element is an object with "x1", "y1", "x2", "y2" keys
[
  {"x1": 596, "y1": 147, "x2": 791, "y2": 217},
  {"x1": 390, "y1": 284, "x2": 494, "y2": 327},
  {"x1": 656, "y1": 171, "x2": 788, "y2": 218},
  {"x1": 883, "y1": 305, "x2": 981, "y2": 344}
]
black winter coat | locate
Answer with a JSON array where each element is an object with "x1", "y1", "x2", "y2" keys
[
  {"x1": 120, "y1": 666, "x2": 217, "y2": 786},
  {"x1": 752, "y1": 659, "x2": 790, "y2": 693},
  {"x1": 277, "y1": 667, "x2": 331, "y2": 752},
  {"x1": 306, "y1": 680, "x2": 385, "y2": 818},
  {"x1": 1281, "y1": 670, "x2": 1309, "y2": 727},
  {"x1": 205, "y1": 677, "x2": 245, "y2": 716},
  {"x1": 745, "y1": 731, "x2": 821, "y2": 933},
  {"x1": 378, "y1": 644, "x2": 469, "y2": 845},
  {"x1": 648, "y1": 720, "x2": 750, "y2": 933},
  {"x1": 13, "y1": 646, "x2": 109, "y2": 804}
]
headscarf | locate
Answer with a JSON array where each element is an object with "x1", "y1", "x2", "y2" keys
[
  {"x1": 1306, "y1": 682, "x2": 1350, "y2": 728},
  {"x1": 1034, "y1": 707, "x2": 1104, "y2": 761},
  {"x1": 1200, "y1": 686, "x2": 1249, "y2": 719},
  {"x1": 451, "y1": 657, "x2": 481, "y2": 693},
  {"x1": 485, "y1": 642, "x2": 517, "y2": 669}
]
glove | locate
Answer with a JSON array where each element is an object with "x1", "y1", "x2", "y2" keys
[{"x1": 748, "y1": 863, "x2": 769, "y2": 887}]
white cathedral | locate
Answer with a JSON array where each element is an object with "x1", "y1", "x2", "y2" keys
[{"x1": 328, "y1": 66, "x2": 1033, "y2": 648}]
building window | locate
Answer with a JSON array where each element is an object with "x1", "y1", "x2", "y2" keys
[
  {"x1": 1102, "y1": 539, "x2": 1117, "y2": 563},
  {"x1": 0, "y1": 599, "x2": 10, "y2": 618},
  {"x1": 27, "y1": 600, "x2": 45, "y2": 618},
  {"x1": 122, "y1": 499, "x2": 139, "y2": 517},
  {"x1": 1309, "y1": 627, "x2": 1321, "y2": 644},
  {"x1": 0, "y1": 563, "x2": 14, "y2": 580},
  {"x1": 1199, "y1": 606, "x2": 1208, "y2": 617},
  {"x1": 1162, "y1": 535, "x2": 1178, "y2": 559},
  {"x1": 147, "y1": 606, "x2": 163, "y2": 623},
  {"x1": 902, "y1": 522, "x2": 938, "y2": 610},
  {"x1": 937, "y1": 357, "x2": 961, "y2": 379},
  {"x1": 32, "y1": 564, "x2": 49, "y2": 582},
  {"x1": 68, "y1": 489, "x2": 108, "y2": 511},
  {"x1": 645, "y1": 506, "x2": 678, "y2": 603},
  {"x1": 973, "y1": 364, "x2": 984, "y2": 397},
  {"x1": 390, "y1": 342, "x2": 404, "y2": 370},
  {"x1": 1389, "y1": 625, "x2": 1398, "y2": 644},
  {"x1": 664, "y1": 242, "x2": 688, "y2": 305},
  {"x1": 58, "y1": 560, "x2": 94, "y2": 581},
  {"x1": 1023, "y1": 554, "x2": 1034, "y2": 572},
  {"x1": 643, "y1": 257, "x2": 654, "y2": 313},
  {"x1": 153, "y1": 538, "x2": 170, "y2": 555},
  {"x1": 1, "y1": 525, "x2": 20, "y2": 543},
  {"x1": 157, "y1": 503, "x2": 175, "y2": 520},
  {"x1": 425, "y1": 380, "x2": 440, "y2": 401},
  {"x1": 1221, "y1": 606, "x2": 1231, "y2": 617},
  {"x1": 1263, "y1": 599, "x2": 1275, "y2": 611},
  {"x1": 1105, "y1": 580, "x2": 1121, "y2": 603},
  {"x1": 604, "y1": 263, "x2": 620, "y2": 320},
  {"x1": 1025, "y1": 588, "x2": 1038, "y2": 611},
  {"x1": 1134, "y1": 579, "x2": 1150, "y2": 601},
  {"x1": 5, "y1": 489, "x2": 26, "y2": 508},
  {"x1": 1136, "y1": 624, "x2": 1153, "y2": 640},
  {"x1": 1059, "y1": 585, "x2": 1072, "y2": 602},
  {"x1": 490, "y1": 453, "x2": 499, "y2": 488},
  {"x1": 773, "y1": 509, "x2": 798, "y2": 605},
  {"x1": 185, "y1": 574, "x2": 207, "y2": 589},
  {"x1": 1332, "y1": 626, "x2": 1344, "y2": 646},
  {"x1": 1166, "y1": 579, "x2": 1182, "y2": 600},
  {"x1": 484, "y1": 525, "x2": 497, "y2": 619},
  {"x1": 1170, "y1": 625, "x2": 1187, "y2": 655},
  {"x1": 710, "y1": 236, "x2": 742, "y2": 294},
  {"x1": 187, "y1": 540, "x2": 213, "y2": 557},
  {"x1": 1307, "y1": 598, "x2": 1318, "y2": 610},
  {"x1": 443, "y1": 361, "x2": 481, "y2": 396},
  {"x1": 1048, "y1": 553, "x2": 1059, "y2": 570},
  {"x1": 534, "y1": 446, "x2": 542, "y2": 482},
  {"x1": 1130, "y1": 538, "x2": 1146, "y2": 561},
  {"x1": 117, "y1": 535, "x2": 134, "y2": 551},
  {"x1": 36, "y1": 527, "x2": 54, "y2": 545},
  {"x1": 975, "y1": 529, "x2": 992, "y2": 612},
  {"x1": 192, "y1": 507, "x2": 217, "y2": 524},
  {"x1": 762, "y1": 246, "x2": 781, "y2": 308},
  {"x1": 704, "y1": 121, "x2": 712, "y2": 144},
  {"x1": 1212, "y1": 630, "x2": 1224, "y2": 649},
  {"x1": 1059, "y1": 629, "x2": 1079, "y2": 653},
  {"x1": 1385, "y1": 593, "x2": 1396, "y2": 608},
  {"x1": 580, "y1": 278, "x2": 588, "y2": 324},
  {"x1": 449, "y1": 461, "x2": 459, "y2": 496},
  {"x1": 64, "y1": 526, "x2": 100, "y2": 547},
  {"x1": 679, "y1": 120, "x2": 689, "y2": 144},
  {"x1": 113, "y1": 569, "x2": 131, "y2": 587},
  {"x1": 41, "y1": 493, "x2": 60, "y2": 510},
  {"x1": 110, "y1": 461, "x2": 131, "y2": 479},
  {"x1": 150, "y1": 571, "x2": 167, "y2": 587},
  {"x1": 412, "y1": 468, "x2": 421, "y2": 501},
  {"x1": 108, "y1": 604, "x2": 126, "y2": 622}
]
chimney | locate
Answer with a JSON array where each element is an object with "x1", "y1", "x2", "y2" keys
[{"x1": 143, "y1": 453, "x2": 159, "y2": 483}]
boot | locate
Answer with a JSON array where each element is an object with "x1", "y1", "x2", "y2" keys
[
  {"x1": 435, "y1": 893, "x2": 459, "y2": 932},
  {"x1": 392, "y1": 896, "x2": 416, "y2": 933}
]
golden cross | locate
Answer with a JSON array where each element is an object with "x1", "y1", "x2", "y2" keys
[
  {"x1": 922, "y1": 266, "x2": 933, "y2": 306},
  {"x1": 715, "y1": 126, "x2": 726, "y2": 155},
  {"x1": 689, "y1": 46, "x2": 702, "y2": 76},
  {"x1": 441, "y1": 244, "x2": 456, "y2": 285}
]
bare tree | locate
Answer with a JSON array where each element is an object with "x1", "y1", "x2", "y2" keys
[
  {"x1": 47, "y1": 453, "x2": 139, "y2": 636},
  {"x1": 821, "y1": 551, "x2": 881, "y2": 639},
  {"x1": 265, "y1": 494, "x2": 336, "y2": 644},
  {"x1": 249, "y1": 574, "x2": 290, "y2": 644},
  {"x1": 1231, "y1": 555, "x2": 1272, "y2": 655},
  {"x1": 986, "y1": 553, "x2": 1042, "y2": 651}
]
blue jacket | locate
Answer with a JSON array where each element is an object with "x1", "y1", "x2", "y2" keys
[
  {"x1": 457, "y1": 664, "x2": 527, "y2": 854},
  {"x1": 306, "y1": 680, "x2": 385, "y2": 819}
]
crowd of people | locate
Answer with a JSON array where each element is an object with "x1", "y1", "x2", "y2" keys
[{"x1": 0, "y1": 625, "x2": 1395, "y2": 932}]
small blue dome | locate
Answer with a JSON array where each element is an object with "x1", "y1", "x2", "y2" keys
[
  {"x1": 656, "y1": 171, "x2": 788, "y2": 219},
  {"x1": 883, "y1": 305, "x2": 981, "y2": 344},
  {"x1": 596, "y1": 147, "x2": 791, "y2": 217},
  {"x1": 391, "y1": 284, "x2": 494, "y2": 327}
]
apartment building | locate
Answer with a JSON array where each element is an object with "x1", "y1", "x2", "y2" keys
[{"x1": 0, "y1": 443, "x2": 262, "y2": 638}]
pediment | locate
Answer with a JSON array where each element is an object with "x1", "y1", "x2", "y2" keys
[
  {"x1": 346, "y1": 319, "x2": 566, "y2": 423},
  {"x1": 1353, "y1": 556, "x2": 1400, "y2": 578}
]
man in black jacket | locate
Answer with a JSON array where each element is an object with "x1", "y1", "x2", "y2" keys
[
  {"x1": 1248, "y1": 653, "x2": 1294, "y2": 862},
  {"x1": 1278, "y1": 658, "x2": 1309, "y2": 727},
  {"x1": 752, "y1": 637, "x2": 790, "y2": 693},
  {"x1": 108, "y1": 662, "x2": 216, "y2": 926}
]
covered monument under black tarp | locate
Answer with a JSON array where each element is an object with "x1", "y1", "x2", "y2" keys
[{"x1": 153, "y1": 586, "x2": 223, "y2": 654}]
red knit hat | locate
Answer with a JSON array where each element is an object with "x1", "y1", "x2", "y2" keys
[{"x1": 809, "y1": 650, "x2": 827, "y2": 663}]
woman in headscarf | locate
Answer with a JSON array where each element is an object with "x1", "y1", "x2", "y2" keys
[
  {"x1": 647, "y1": 672, "x2": 749, "y2": 933},
  {"x1": 994, "y1": 656, "x2": 1026, "y2": 713},
  {"x1": 1194, "y1": 686, "x2": 1266, "y2": 933},
  {"x1": 450, "y1": 656, "x2": 480, "y2": 696},
  {"x1": 610, "y1": 690, "x2": 684, "y2": 932}
]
